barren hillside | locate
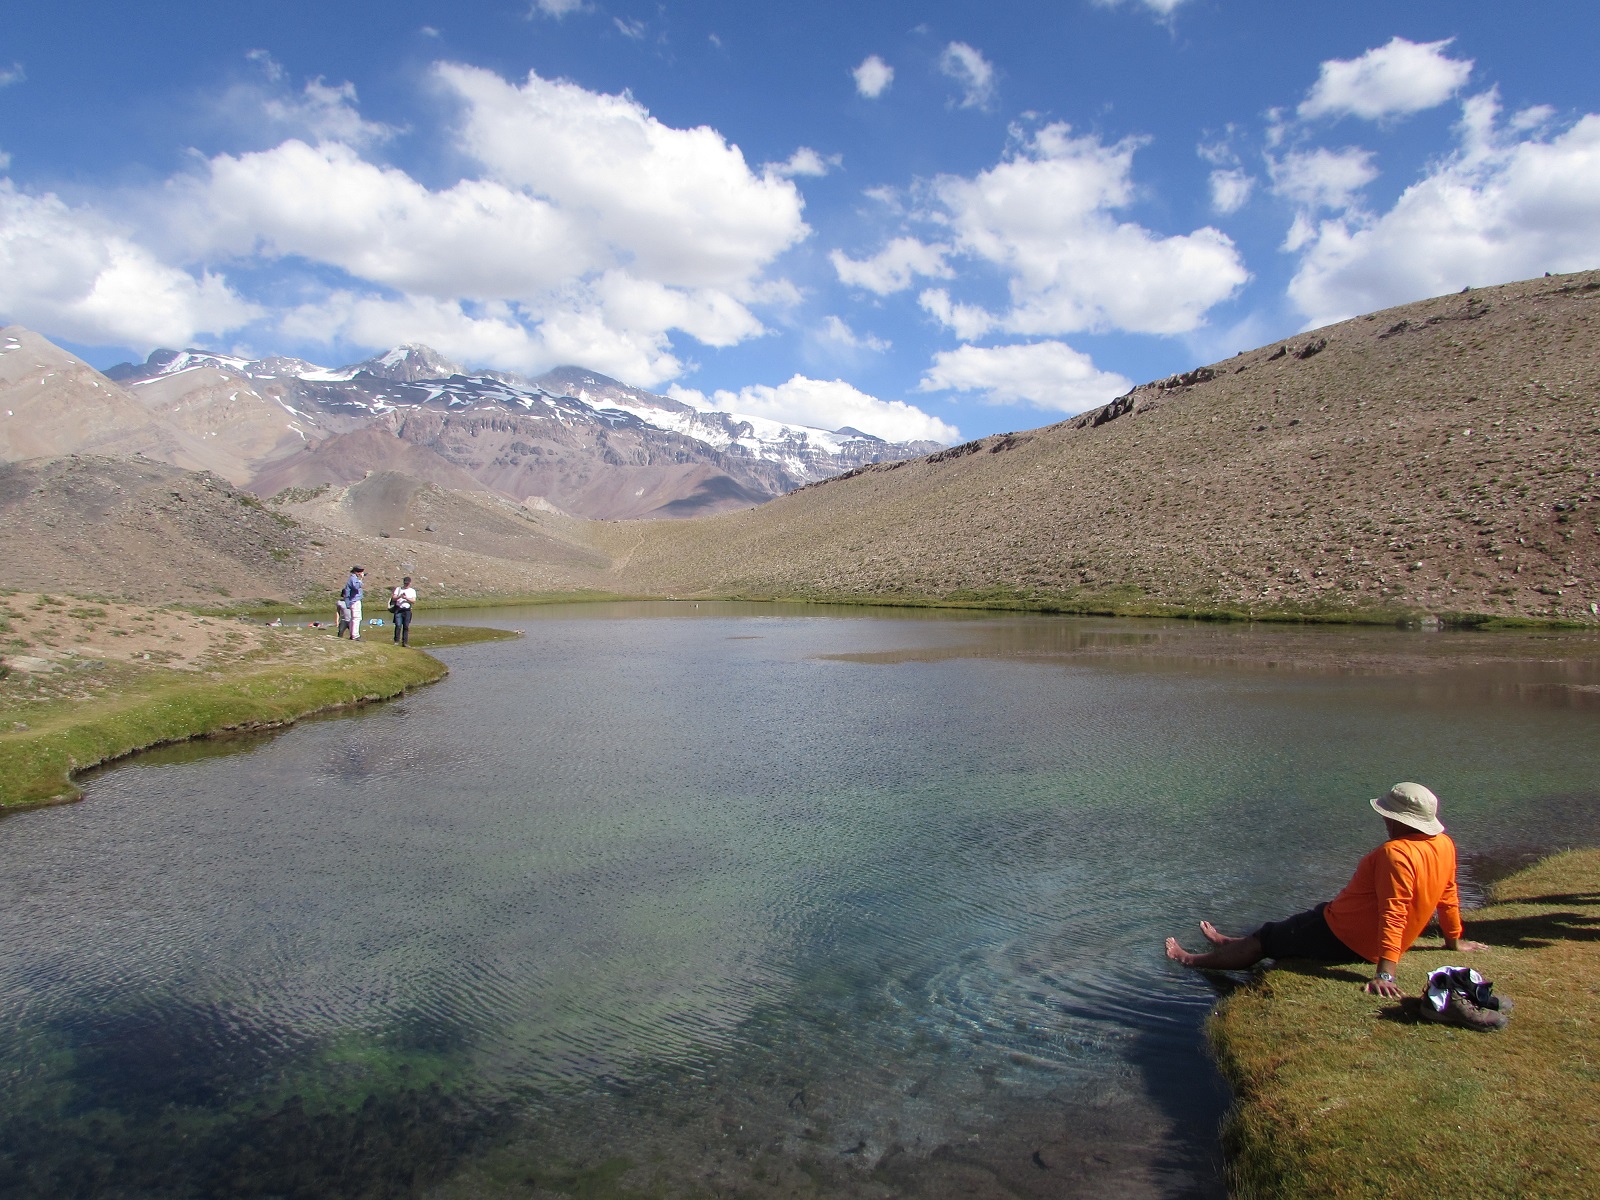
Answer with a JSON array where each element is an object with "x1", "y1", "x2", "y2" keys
[
  {"x1": 0, "y1": 458, "x2": 614, "y2": 606},
  {"x1": 0, "y1": 329, "x2": 223, "y2": 473},
  {"x1": 3, "y1": 271, "x2": 1596, "y2": 623},
  {"x1": 598, "y1": 271, "x2": 1600, "y2": 623},
  {"x1": 0, "y1": 457, "x2": 312, "y2": 604}
]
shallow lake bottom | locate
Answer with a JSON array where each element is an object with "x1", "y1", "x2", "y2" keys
[{"x1": 3, "y1": 604, "x2": 1598, "y2": 1198}]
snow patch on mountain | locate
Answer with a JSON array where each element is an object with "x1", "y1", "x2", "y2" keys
[{"x1": 105, "y1": 344, "x2": 945, "y2": 488}]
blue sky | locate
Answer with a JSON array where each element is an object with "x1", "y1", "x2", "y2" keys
[{"x1": 2, "y1": 1, "x2": 1598, "y2": 443}]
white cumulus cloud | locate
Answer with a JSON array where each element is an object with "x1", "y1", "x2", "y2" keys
[
  {"x1": 1092, "y1": 0, "x2": 1189, "y2": 16},
  {"x1": 175, "y1": 64, "x2": 798, "y2": 375},
  {"x1": 0, "y1": 63, "x2": 24, "y2": 88},
  {"x1": 830, "y1": 236, "x2": 952, "y2": 295},
  {"x1": 1299, "y1": 37, "x2": 1473, "y2": 123},
  {"x1": 278, "y1": 288, "x2": 688, "y2": 386},
  {"x1": 1209, "y1": 168, "x2": 1255, "y2": 214},
  {"x1": 280, "y1": 293, "x2": 541, "y2": 370},
  {"x1": 0, "y1": 182, "x2": 258, "y2": 348},
  {"x1": 820, "y1": 315, "x2": 890, "y2": 352},
  {"x1": 1198, "y1": 130, "x2": 1254, "y2": 214},
  {"x1": 918, "y1": 341, "x2": 1132, "y2": 414},
  {"x1": 267, "y1": 77, "x2": 395, "y2": 148},
  {"x1": 766, "y1": 147, "x2": 839, "y2": 178},
  {"x1": 529, "y1": 0, "x2": 586, "y2": 18},
  {"x1": 589, "y1": 271, "x2": 764, "y2": 348},
  {"x1": 1271, "y1": 146, "x2": 1378, "y2": 211},
  {"x1": 1, "y1": 62, "x2": 810, "y2": 382},
  {"x1": 939, "y1": 42, "x2": 996, "y2": 111},
  {"x1": 924, "y1": 122, "x2": 1248, "y2": 335},
  {"x1": 1289, "y1": 91, "x2": 1600, "y2": 326},
  {"x1": 439, "y1": 63, "x2": 808, "y2": 290},
  {"x1": 917, "y1": 289, "x2": 993, "y2": 341},
  {"x1": 853, "y1": 55, "x2": 894, "y2": 99},
  {"x1": 233, "y1": 52, "x2": 397, "y2": 149},
  {"x1": 672, "y1": 375, "x2": 959, "y2": 443},
  {"x1": 174, "y1": 139, "x2": 588, "y2": 298}
]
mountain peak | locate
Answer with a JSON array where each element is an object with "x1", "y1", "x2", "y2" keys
[
  {"x1": 532, "y1": 365, "x2": 695, "y2": 415},
  {"x1": 357, "y1": 345, "x2": 466, "y2": 383}
]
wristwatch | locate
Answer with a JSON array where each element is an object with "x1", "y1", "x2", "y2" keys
[{"x1": 1375, "y1": 971, "x2": 1397, "y2": 983}]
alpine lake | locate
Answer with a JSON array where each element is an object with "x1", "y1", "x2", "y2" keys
[{"x1": 3, "y1": 602, "x2": 1599, "y2": 1199}]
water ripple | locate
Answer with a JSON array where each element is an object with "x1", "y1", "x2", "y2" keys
[{"x1": 0, "y1": 608, "x2": 1595, "y2": 1198}]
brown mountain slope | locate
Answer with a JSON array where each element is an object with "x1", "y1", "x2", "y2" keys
[
  {"x1": 249, "y1": 426, "x2": 493, "y2": 498},
  {"x1": 598, "y1": 271, "x2": 1600, "y2": 623},
  {"x1": 5, "y1": 272, "x2": 1596, "y2": 621},
  {"x1": 123, "y1": 365, "x2": 315, "y2": 483},
  {"x1": 271, "y1": 471, "x2": 610, "y2": 576},
  {"x1": 381, "y1": 408, "x2": 797, "y2": 519},
  {"x1": 0, "y1": 456, "x2": 618, "y2": 606},
  {"x1": 0, "y1": 328, "x2": 225, "y2": 473},
  {"x1": 0, "y1": 456, "x2": 313, "y2": 603}
]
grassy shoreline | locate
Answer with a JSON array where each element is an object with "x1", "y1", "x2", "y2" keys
[
  {"x1": 1209, "y1": 848, "x2": 1600, "y2": 1199},
  {"x1": 217, "y1": 588, "x2": 1594, "y2": 630},
  {"x1": 702, "y1": 587, "x2": 1593, "y2": 629},
  {"x1": 0, "y1": 622, "x2": 518, "y2": 812},
  {"x1": 215, "y1": 590, "x2": 637, "y2": 619}
]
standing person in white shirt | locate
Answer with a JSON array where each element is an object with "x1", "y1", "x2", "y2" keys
[
  {"x1": 390, "y1": 576, "x2": 417, "y2": 647},
  {"x1": 339, "y1": 567, "x2": 365, "y2": 639}
]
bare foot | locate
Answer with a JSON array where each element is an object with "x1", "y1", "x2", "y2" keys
[
  {"x1": 1165, "y1": 937, "x2": 1197, "y2": 966},
  {"x1": 1200, "y1": 921, "x2": 1235, "y2": 947}
]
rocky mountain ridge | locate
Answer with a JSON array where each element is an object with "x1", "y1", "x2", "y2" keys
[
  {"x1": 2, "y1": 270, "x2": 1595, "y2": 623},
  {"x1": 95, "y1": 345, "x2": 939, "y2": 518}
]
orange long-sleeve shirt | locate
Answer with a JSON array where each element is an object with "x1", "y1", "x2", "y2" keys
[{"x1": 1322, "y1": 831, "x2": 1465, "y2": 964}]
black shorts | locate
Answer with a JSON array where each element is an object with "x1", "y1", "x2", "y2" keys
[{"x1": 1253, "y1": 903, "x2": 1363, "y2": 964}]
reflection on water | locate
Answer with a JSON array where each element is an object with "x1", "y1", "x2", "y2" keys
[{"x1": 2, "y1": 605, "x2": 1598, "y2": 1198}]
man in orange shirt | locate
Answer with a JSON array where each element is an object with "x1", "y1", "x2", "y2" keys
[{"x1": 1165, "y1": 783, "x2": 1486, "y2": 996}]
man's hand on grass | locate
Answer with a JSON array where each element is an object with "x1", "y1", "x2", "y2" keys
[
  {"x1": 1364, "y1": 977, "x2": 1403, "y2": 998},
  {"x1": 1444, "y1": 938, "x2": 1489, "y2": 952}
]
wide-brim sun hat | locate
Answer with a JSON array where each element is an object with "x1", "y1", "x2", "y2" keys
[{"x1": 1371, "y1": 782, "x2": 1445, "y2": 835}]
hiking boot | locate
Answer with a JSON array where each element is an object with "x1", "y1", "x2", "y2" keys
[
  {"x1": 1478, "y1": 992, "x2": 1514, "y2": 1015},
  {"x1": 1422, "y1": 988, "x2": 1508, "y2": 1031}
]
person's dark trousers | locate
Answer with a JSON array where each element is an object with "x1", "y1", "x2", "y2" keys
[{"x1": 393, "y1": 608, "x2": 412, "y2": 646}]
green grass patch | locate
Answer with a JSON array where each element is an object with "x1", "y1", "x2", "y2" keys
[
  {"x1": 1210, "y1": 848, "x2": 1600, "y2": 1199},
  {"x1": 94, "y1": 590, "x2": 1600, "y2": 633},
  {"x1": 211, "y1": 590, "x2": 633, "y2": 619},
  {"x1": 693, "y1": 585, "x2": 1584, "y2": 630},
  {"x1": 0, "y1": 640, "x2": 447, "y2": 811},
  {"x1": 1432, "y1": 609, "x2": 1594, "y2": 631}
]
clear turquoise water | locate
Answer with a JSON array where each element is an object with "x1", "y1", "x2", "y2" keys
[{"x1": 2, "y1": 604, "x2": 1598, "y2": 1198}]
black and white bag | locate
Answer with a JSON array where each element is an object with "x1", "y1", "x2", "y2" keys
[{"x1": 1424, "y1": 965, "x2": 1508, "y2": 1015}]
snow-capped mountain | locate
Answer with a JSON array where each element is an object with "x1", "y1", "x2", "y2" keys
[{"x1": 104, "y1": 346, "x2": 943, "y2": 519}]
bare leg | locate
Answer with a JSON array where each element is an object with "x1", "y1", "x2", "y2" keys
[
  {"x1": 1200, "y1": 920, "x2": 1246, "y2": 947},
  {"x1": 1165, "y1": 932, "x2": 1267, "y2": 970}
]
